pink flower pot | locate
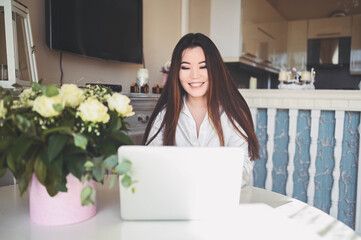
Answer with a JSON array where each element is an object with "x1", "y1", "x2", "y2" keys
[{"x1": 29, "y1": 174, "x2": 96, "y2": 226}]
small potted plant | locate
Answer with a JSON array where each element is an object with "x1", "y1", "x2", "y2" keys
[{"x1": 0, "y1": 83, "x2": 135, "y2": 225}]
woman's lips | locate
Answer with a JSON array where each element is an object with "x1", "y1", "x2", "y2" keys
[{"x1": 189, "y1": 82, "x2": 204, "y2": 87}]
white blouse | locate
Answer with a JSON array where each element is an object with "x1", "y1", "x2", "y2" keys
[{"x1": 147, "y1": 100, "x2": 253, "y2": 187}]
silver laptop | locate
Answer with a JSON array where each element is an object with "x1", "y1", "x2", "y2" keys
[{"x1": 118, "y1": 146, "x2": 244, "y2": 220}]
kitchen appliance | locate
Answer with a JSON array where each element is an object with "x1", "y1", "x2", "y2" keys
[{"x1": 307, "y1": 37, "x2": 360, "y2": 89}]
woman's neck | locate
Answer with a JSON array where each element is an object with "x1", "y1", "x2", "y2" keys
[
  {"x1": 185, "y1": 95, "x2": 207, "y2": 137},
  {"x1": 185, "y1": 95, "x2": 207, "y2": 110}
]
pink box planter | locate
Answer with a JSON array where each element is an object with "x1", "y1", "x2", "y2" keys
[{"x1": 29, "y1": 174, "x2": 96, "y2": 226}]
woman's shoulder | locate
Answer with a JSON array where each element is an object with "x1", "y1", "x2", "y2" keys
[
  {"x1": 220, "y1": 111, "x2": 246, "y2": 136},
  {"x1": 154, "y1": 107, "x2": 166, "y2": 119}
]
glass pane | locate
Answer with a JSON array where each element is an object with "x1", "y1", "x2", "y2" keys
[
  {"x1": 16, "y1": 12, "x2": 31, "y2": 82},
  {"x1": 0, "y1": 7, "x2": 8, "y2": 81}
]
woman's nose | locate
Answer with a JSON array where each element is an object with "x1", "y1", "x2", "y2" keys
[{"x1": 190, "y1": 67, "x2": 200, "y2": 78}]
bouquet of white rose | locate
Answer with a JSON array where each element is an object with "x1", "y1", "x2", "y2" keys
[{"x1": 0, "y1": 83, "x2": 135, "y2": 205}]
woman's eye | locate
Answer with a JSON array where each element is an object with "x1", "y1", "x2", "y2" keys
[
  {"x1": 181, "y1": 66, "x2": 190, "y2": 70},
  {"x1": 200, "y1": 65, "x2": 207, "y2": 69}
]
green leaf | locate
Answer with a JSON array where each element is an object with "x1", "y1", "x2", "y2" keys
[
  {"x1": 73, "y1": 134, "x2": 88, "y2": 150},
  {"x1": 45, "y1": 85, "x2": 59, "y2": 97},
  {"x1": 93, "y1": 156, "x2": 103, "y2": 164},
  {"x1": 52, "y1": 103, "x2": 63, "y2": 112},
  {"x1": 39, "y1": 150, "x2": 51, "y2": 167},
  {"x1": 51, "y1": 154, "x2": 64, "y2": 176},
  {"x1": 0, "y1": 154, "x2": 6, "y2": 167},
  {"x1": 43, "y1": 126, "x2": 72, "y2": 136},
  {"x1": 44, "y1": 170, "x2": 62, "y2": 196},
  {"x1": 121, "y1": 174, "x2": 132, "y2": 188},
  {"x1": 110, "y1": 131, "x2": 133, "y2": 145},
  {"x1": 84, "y1": 160, "x2": 94, "y2": 171},
  {"x1": 31, "y1": 82, "x2": 42, "y2": 91},
  {"x1": 108, "y1": 112, "x2": 122, "y2": 132},
  {"x1": 55, "y1": 177, "x2": 67, "y2": 192},
  {"x1": 92, "y1": 164, "x2": 105, "y2": 182},
  {"x1": 18, "y1": 175, "x2": 31, "y2": 195},
  {"x1": 64, "y1": 154, "x2": 86, "y2": 180},
  {"x1": 0, "y1": 154, "x2": 7, "y2": 177},
  {"x1": 103, "y1": 155, "x2": 118, "y2": 169},
  {"x1": 109, "y1": 174, "x2": 117, "y2": 189},
  {"x1": 98, "y1": 139, "x2": 117, "y2": 158},
  {"x1": 34, "y1": 156, "x2": 47, "y2": 184},
  {"x1": 6, "y1": 153, "x2": 15, "y2": 172},
  {"x1": 9, "y1": 135, "x2": 34, "y2": 167},
  {"x1": 47, "y1": 134, "x2": 68, "y2": 162},
  {"x1": 81, "y1": 186, "x2": 95, "y2": 206},
  {"x1": 115, "y1": 160, "x2": 132, "y2": 175},
  {"x1": 3, "y1": 95, "x2": 13, "y2": 107},
  {"x1": 64, "y1": 144, "x2": 86, "y2": 155},
  {"x1": 15, "y1": 115, "x2": 31, "y2": 132},
  {"x1": 41, "y1": 150, "x2": 64, "y2": 176},
  {"x1": 0, "y1": 139, "x2": 11, "y2": 152}
]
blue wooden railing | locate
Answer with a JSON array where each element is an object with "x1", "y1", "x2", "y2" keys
[{"x1": 241, "y1": 89, "x2": 361, "y2": 231}]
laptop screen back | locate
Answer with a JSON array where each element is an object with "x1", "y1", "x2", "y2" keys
[{"x1": 118, "y1": 146, "x2": 244, "y2": 220}]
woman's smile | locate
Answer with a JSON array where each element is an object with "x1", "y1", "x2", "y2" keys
[{"x1": 189, "y1": 82, "x2": 205, "y2": 87}]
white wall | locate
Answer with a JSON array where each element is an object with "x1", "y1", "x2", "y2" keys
[{"x1": 18, "y1": 0, "x2": 181, "y2": 91}]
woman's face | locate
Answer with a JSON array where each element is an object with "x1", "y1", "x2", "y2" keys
[{"x1": 179, "y1": 47, "x2": 209, "y2": 100}]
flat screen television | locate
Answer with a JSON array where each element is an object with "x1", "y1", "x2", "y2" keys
[{"x1": 45, "y1": 0, "x2": 143, "y2": 64}]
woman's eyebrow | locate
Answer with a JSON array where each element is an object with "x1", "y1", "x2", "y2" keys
[{"x1": 181, "y1": 61, "x2": 206, "y2": 64}]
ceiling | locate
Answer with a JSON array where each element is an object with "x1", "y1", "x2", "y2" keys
[{"x1": 266, "y1": 0, "x2": 361, "y2": 20}]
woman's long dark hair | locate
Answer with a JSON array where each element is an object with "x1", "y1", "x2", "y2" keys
[{"x1": 142, "y1": 33, "x2": 260, "y2": 160}]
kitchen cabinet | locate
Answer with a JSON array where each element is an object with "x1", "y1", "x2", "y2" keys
[
  {"x1": 209, "y1": 0, "x2": 241, "y2": 62},
  {"x1": 308, "y1": 16, "x2": 352, "y2": 39},
  {"x1": 186, "y1": 0, "x2": 241, "y2": 62},
  {"x1": 241, "y1": 0, "x2": 287, "y2": 71},
  {"x1": 242, "y1": 22, "x2": 286, "y2": 69},
  {"x1": 242, "y1": 23, "x2": 266, "y2": 59},
  {"x1": 287, "y1": 20, "x2": 308, "y2": 71},
  {"x1": 350, "y1": 14, "x2": 361, "y2": 75}
]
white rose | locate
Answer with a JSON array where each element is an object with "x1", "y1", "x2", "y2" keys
[
  {"x1": 78, "y1": 98, "x2": 110, "y2": 123},
  {"x1": 60, "y1": 84, "x2": 84, "y2": 108},
  {"x1": 32, "y1": 95, "x2": 64, "y2": 118},
  {"x1": 19, "y1": 88, "x2": 35, "y2": 107},
  {"x1": 0, "y1": 100, "x2": 7, "y2": 118},
  {"x1": 107, "y1": 93, "x2": 135, "y2": 117}
]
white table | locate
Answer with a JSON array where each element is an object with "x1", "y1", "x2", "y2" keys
[{"x1": 0, "y1": 179, "x2": 359, "y2": 240}]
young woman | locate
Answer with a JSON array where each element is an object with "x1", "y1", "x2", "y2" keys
[{"x1": 143, "y1": 33, "x2": 259, "y2": 186}]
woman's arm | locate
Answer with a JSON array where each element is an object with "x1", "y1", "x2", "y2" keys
[{"x1": 222, "y1": 114, "x2": 254, "y2": 187}]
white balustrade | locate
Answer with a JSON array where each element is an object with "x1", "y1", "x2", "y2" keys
[
  {"x1": 355, "y1": 113, "x2": 361, "y2": 234},
  {"x1": 250, "y1": 108, "x2": 257, "y2": 129},
  {"x1": 307, "y1": 110, "x2": 320, "y2": 206},
  {"x1": 266, "y1": 108, "x2": 276, "y2": 191},
  {"x1": 286, "y1": 109, "x2": 298, "y2": 197},
  {"x1": 249, "y1": 107, "x2": 258, "y2": 187},
  {"x1": 330, "y1": 111, "x2": 345, "y2": 218}
]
